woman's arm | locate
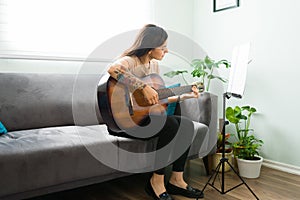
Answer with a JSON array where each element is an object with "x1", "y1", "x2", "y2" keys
[
  {"x1": 108, "y1": 64, "x2": 146, "y2": 90},
  {"x1": 167, "y1": 85, "x2": 199, "y2": 103},
  {"x1": 107, "y1": 63, "x2": 159, "y2": 105}
]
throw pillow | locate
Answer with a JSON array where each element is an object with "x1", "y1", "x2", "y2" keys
[
  {"x1": 166, "y1": 83, "x2": 180, "y2": 116},
  {"x1": 0, "y1": 121, "x2": 8, "y2": 135}
]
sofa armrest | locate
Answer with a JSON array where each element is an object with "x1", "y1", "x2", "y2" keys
[{"x1": 175, "y1": 92, "x2": 218, "y2": 157}]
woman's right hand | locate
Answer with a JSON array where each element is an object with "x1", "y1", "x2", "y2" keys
[{"x1": 142, "y1": 85, "x2": 159, "y2": 105}]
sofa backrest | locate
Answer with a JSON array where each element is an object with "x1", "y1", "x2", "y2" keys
[{"x1": 0, "y1": 73, "x2": 104, "y2": 131}]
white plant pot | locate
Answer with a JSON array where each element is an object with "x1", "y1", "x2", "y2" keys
[{"x1": 236, "y1": 156, "x2": 263, "y2": 178}]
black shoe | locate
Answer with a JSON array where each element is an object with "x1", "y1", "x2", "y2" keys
[
  {"x1": 166, "y1": 182, "x2": 204, "y2": 198},
  {"x1": 145, "y1": 180, "x2": 173, "y2": 200}
]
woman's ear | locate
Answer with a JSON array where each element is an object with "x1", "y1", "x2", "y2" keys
[{"x1": 148, "y1": 50, "x2": 153, "y2": 59}]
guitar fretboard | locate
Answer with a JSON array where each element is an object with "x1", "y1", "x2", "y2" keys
[{"x1": 156, "y1": 85, "x2": 193, "y2": 100}]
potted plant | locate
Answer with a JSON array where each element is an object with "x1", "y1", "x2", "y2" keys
[
  {"x1": 212, "y1": 132, "x2": 233, "y2": 172},
  {"x1": 164, "y1": 55, "x2": 230, "y2": 91},
  {"x1": 225, "y1": 105, "x2": 264, "y2": 178},
  {"x1": 190, "y1": 56, "x2": 230, "y2": 91}
]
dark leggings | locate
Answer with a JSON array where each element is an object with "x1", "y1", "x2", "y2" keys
[{"x1": 109, "y1": 115, "x2": 195, "y2": 175}]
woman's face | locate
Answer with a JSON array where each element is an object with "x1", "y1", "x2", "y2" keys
[{"x1": 151, "y1": 40, "x2": 168, "y2": 60}]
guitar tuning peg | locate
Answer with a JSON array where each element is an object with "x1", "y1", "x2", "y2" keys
[{"x1": 192, "y1": 81, "x2": 205, "y2": 92}]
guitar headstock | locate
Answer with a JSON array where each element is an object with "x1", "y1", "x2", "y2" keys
[{"x1": 192, "y1": 82, "x2": 205, "y2": 93}]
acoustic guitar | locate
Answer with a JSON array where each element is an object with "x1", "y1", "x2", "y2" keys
[{"x1": 97, "y1": 73, "x2": 203, "y2": 132}]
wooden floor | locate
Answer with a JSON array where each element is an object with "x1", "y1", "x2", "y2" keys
[{"x1": 29, "y1": 159, "x2": 300, "y2": 200}]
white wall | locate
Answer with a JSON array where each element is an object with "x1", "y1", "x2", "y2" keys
[
  {"x1": 153, "y1": 0, "x2": 194, "y2": 38},
  {"x1": 192, "y1": 0, "x2": 300, "y2": 167}
]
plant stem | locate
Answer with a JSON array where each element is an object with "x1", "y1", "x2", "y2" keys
[
  {"x1": 245, "y1": 117, "x2": 251, "y2": 137},
  {"x1": 246, "y1": 115, "x2": 251, "y2": 131},
  {"x1": 235, "y1": 123, "x2": 241, "y2": 140},
  {"x1": 206, "y1": 68, "x2": 214, "y2": 91}
]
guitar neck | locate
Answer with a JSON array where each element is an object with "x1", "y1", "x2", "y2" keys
[{"x1": 157, "y1": 85, "x2": 193, "y2": 100}]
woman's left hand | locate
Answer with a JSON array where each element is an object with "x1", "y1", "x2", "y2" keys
[{"x1": 179, "y1": 86, "x2": 199, "y2": 101}]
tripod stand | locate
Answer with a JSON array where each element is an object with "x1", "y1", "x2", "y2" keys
[{"x1": 201, "y1": 92, "x2": 259, "y2": 199}]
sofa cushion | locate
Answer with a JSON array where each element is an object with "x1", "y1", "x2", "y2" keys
[{"x1": 0, "y1": 125, "x2": 119, "y2": 198}]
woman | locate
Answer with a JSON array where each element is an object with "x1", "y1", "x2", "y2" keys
[{"x1": 107, "y1": 24, "x2": 203, "y2": 200}]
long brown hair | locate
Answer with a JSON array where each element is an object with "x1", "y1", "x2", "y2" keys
[{"x1": 122, "y1": 24, "x2": 168, "y2": 58}]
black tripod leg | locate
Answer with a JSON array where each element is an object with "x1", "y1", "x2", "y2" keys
[
  {"x1": 202, "y1": 159, "x2": 259, "y2": 199},
  {"x1": 201, "y1": 159, "x2": 222, "y2": 193},
  {"x1": 225, "y1": 161, "x2": 260, "y2": 200}
]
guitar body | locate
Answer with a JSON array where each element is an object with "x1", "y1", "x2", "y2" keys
[
  {"x1": 98, "y1": 73, "x2": 201, "y2": 131},
  {"x1": 98, "y1": 74, "x2": 168, "y2": 131}
]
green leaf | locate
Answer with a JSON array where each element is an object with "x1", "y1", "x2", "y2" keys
[
  {"x1": 191, "y1": 69, "x2": 207, "y2": 78},
  {"x1": 241, "y1": 106, "x2": 250, "y2": 110},
  {"x1": 164, "y1": 70, "x2": 188, "y2": 78},
  {"x1": 191, "y1": 58, "x2": 202, "y2": 65},
  {"x1": 226, "y1": 107, "x2": 240, "y2": 124},
  {"x1": 191, "y1": 59, "x2": 204, "y2": 69},
  {"x1": 217, "y1": 59, "x2": 231, "y2": 68}
]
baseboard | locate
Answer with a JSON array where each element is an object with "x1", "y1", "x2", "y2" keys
[{"x1": 263, "y1": 159, "x2": 300, "y2": 175}]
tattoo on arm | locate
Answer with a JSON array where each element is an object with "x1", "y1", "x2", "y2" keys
[{"x1": 113, "y1": 66, "x2": 146, "y2": 90}]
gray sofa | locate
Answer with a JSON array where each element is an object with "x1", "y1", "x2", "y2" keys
[{"x1": 0, "y1": 73, "x2": 217, "y2": 200}]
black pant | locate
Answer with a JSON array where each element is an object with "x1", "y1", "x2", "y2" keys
[{"x1": 108, "y1": 115, "x2": 194, "y2": 175}]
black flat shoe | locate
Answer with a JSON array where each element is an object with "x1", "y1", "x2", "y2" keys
[
  {"x1": 145, "y1": 180, "x2": 173, "y2": 200},
  {"x1": 166, "y1": 182, "x2": 204, "y2": 198}
]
